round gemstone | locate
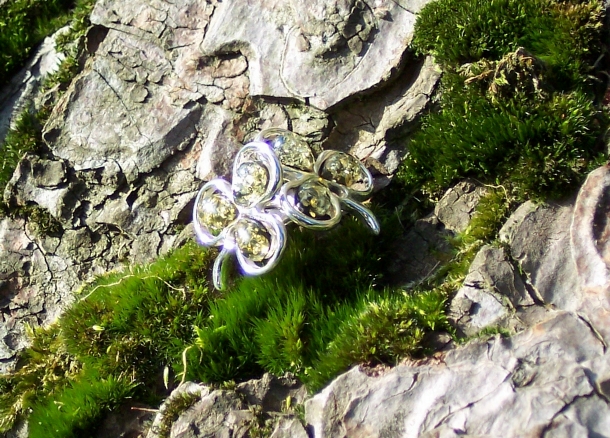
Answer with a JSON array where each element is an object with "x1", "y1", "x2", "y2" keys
[
  {"x1": 196, "y1": 191, "x2": 237, "y2": 236},
  {"x1": 319, "y1": 152, "x2": 368, "y2": 190},
  {"x1": 296, "y1": 180, "x2": 334, "y2": 219},
  {"x1": 235, "y1": 219, "x2": 272, "y2": 263},
  {"x1": 259, "y1": 129, "x2": 314, "y2": 171},
  {"x1": 232, "y1": 161, "x2": 270, "y2": 207}
]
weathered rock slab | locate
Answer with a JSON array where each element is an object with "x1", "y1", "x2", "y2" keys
[
  {"x1": 146, "y1": 375, "x2": 308, "y2": 438},
  {"x1": 449, "y1": 245, "x2": 534, "y2": 337},
  {"x1": 201, "y1": 0, "x2": 433, "y2": 110},
  {"x1": 306, "y1": 312, "x2": 603, "y2": 437}
]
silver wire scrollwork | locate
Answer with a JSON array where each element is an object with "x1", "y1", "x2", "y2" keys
[{"x1": 193, "y1": 128, "x2": 380, "y2": 289}]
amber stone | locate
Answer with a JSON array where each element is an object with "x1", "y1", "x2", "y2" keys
[
  {"x1": 196, "y1": 192, "x2": 237, "y2": 236},
  {"x1": 233, "y1": 161, "x2": 270, "y2": 207},
  {"x1": 319, "y1": 152, "x2": 367, "y2": 190},
  {"x1": 235, "y1": 218, "x2": 272, "y2": 262},
  {"x1": 296, "y1": 180, "x2": 333, "y2": 218},
  {"x1": 260, "y1": 129, "x2": 315, "y2": 171}
]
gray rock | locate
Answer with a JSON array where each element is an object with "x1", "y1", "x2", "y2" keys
[
  {"x1": 94, "y1": 403, "x2": 155, "y2": 438},
  {"x1": 146, "y1": 382, "x2": 210, "y2": 438},
  {"x1": 306, "y1": 312, "x2": 603, "y2": 437},
  {"x1": 449, "y1": 245, "x2": 534, "y2": 337},
  {"x1": 326, "y1": 56, "x2": 440, "y2": 180},
  {"x1": 387, "y1": 214, "x2": 453, "y2": 286},
  {"x1": 499, "y1": 200, "x2": 578, "y2": 309},
  {"x1": 270, "y1": 417, "x2": 309, "y2": 438},
  {"x1": 147, "y1": 375, "x2": 308, "y2": 438},
  {"x1": 434, "y1": 180, "x2": 488, "y2": 233},
  {"x1": 236, "y1": 372, "x2": 308, "y2": 412},
  {"x1": 4, "y1": 154, "x2": 73, "y2": 220},
  {"x1": 388, "y1": 180, "x2": 487, "y2": 286},
  {"x1": 171, "y1": 390, "x2": 251, "y2": 438},
  {"x1": 200, "y1": 0, "x2": 435, "y2": 110}
]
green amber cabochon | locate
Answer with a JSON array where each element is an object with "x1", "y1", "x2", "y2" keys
[
  {"x1": 234, "y1": 217, "x2": 272, "y2": 263},
  {"x1": 256, "y1": 128, "x2": 315, "y2": 172},
  {"x1": 318, "y1": 151, "x2": 370, "y2": 192},
  {"x1": 296, "y1": 179, "x2": 335, "y2": 219},
  {"x1": 231, "y1": 144, "x2": 279, "y2": 208},
  {"x1": 232, "y1": 159, "x2": 270, "y2": 207},
  {"x1": 196, "y1": 190, "x2": 238, "y2": 237}
]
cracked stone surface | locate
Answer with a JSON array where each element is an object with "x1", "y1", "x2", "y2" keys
[
  {"x1": 0, "y1": 0, "x2": 436, "y2": 375},
  {"x1": 306, "y1": 165, "x2": 610, "y2": 437},
  {"x1": 145, "y1": 374, "x2": 308, "y2": 438},
  {"x1": 449, "y1": 244, "x2": 534, "y2": 337},
  {"x1": 434, "y1": 180, "x2": 488, "y2": 233},
  {"x1": 200, "y1": 0, "x2": 434, "y2": 110},
  {"x1": 306, "y1": 311, "x2": 606, "y2": 437}
]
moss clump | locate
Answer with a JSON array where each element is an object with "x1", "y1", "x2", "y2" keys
[
  {"x1": 0, "y1": 0, "x2": 72, "y2": 86},
  {"x1": 0, "y1": 243, "x2": 214, "y2": 436},
  {"x1": 28, "y1": 372, "x2": 136, "y2": 438},
  {"x1": 0, "y1": 0, "x2": 95, "y2": 86},
  {"x1": 399, "y1": 0, "x2": 608, "y2": 201},
  {"x1": 412, "y1": 0, "x2": 605, "y2": 91},
  {"x1": 0, "y1": 111, "x2": 43, "y2": 197},
  {"x1": 186, "y1": 215, "x2": 450, "y2": 391},
  {"x1": 60, "y1": 242, "x2": 215, "y2": 397},
  {"x1": 0, "y1": 325, "x2": 81, "y2": 433}
]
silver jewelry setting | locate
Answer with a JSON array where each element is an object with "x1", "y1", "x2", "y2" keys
[{"x1": 193, "y1": 128, "x2": 380, "y2": 289}]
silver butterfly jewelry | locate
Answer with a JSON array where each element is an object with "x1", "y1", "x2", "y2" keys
[{"x1": 193, "y1": 128, "x2": 379, "y2": 289}]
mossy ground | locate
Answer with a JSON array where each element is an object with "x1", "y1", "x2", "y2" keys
[
  {"x1": 0, "y1": 0, "x2": 609, "y2": 436},
  {"x1": 399, "y1": 0, "x2": 608, "y2": 201}
]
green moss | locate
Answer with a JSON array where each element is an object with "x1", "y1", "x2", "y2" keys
[
  {"x1": 0, "y1": 111, "x2": 43, "y2": 198},
  {"x1": 400, "y1": 0, "x2": 608, "y2": 202},
  {"x1": 0, "y1": 0, "x2": 73, "y2": 86},
  {"x1": 28, "y1": 371, "x2": 137, "y2": 438},
  {"x1": 0, "y1": 325, "x2": 81, "y2": 433},
  {"x1": 412, "y1": 0, "x2": 605, "y2": 91},
  {"x1": 185, "y1": 213, "x2": 451, "y2": 390},
  {"x1": 399, "y1": 76, "x2": 607, "y2": 200},
  {"x1": 305, "y1": 288, "x2": 448, "y2": 390},
  {"x1": 60, "y1": 242, "x2": 215, "y2": 397},
  {"x1": 0, "y1": 243, "x2": 214, "y2": 435}
]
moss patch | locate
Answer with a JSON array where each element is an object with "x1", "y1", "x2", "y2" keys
[
  {"x1": 187, "y1": 216, "x2": 449, "y2": 391},
  {"x1": 0, "y1": 0, "x2": 95, "y2": 85},
  {"x1": 399, "y1": 0, "x2": 608, "y2": 201},
  {"x1": 0, "y1": 242, "x2": 214, "y2": 436}
]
